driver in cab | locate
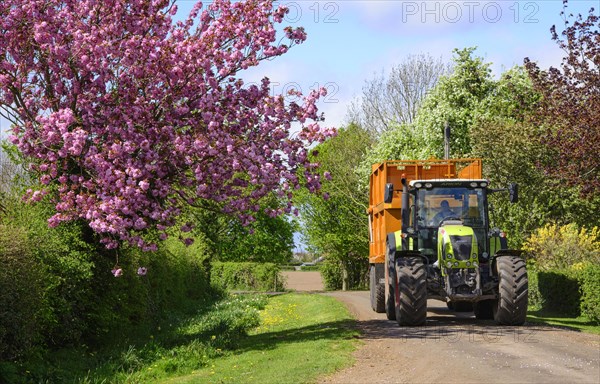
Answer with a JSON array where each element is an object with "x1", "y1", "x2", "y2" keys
[{"x1": 433, "y1": 200, "x2": 457, "y2": 226}]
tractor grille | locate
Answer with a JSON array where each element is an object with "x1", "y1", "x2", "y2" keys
[{"x1": 450, "y1": 235, "x2": 472, "y2": 261}]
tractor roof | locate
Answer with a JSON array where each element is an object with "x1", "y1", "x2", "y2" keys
[{"x1": 409, "y1": 179, "x2": 489, "y2": 188}]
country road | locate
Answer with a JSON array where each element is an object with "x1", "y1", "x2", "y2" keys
[{"x1": 320, "y1": 291, "x2": 600, "y2": 384}]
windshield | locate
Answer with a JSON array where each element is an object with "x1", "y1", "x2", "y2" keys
[{"x1": 416, "y1": 187, "x2": 485, "y2": 228}]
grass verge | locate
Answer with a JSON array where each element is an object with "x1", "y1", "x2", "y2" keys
[
  {"x1": 527, "y1": 311, "x2": 600, "y2": 335},
  {"x1": 2, "y1": 293, "x2": 358, "y2": 383},
  {"x1": 166, "y1": 293, "x2": 359, "y2": 384}
]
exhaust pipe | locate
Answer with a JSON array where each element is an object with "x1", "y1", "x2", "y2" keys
[{"x1": 444, "y1": 122, "x2": 450, "y2": 160}]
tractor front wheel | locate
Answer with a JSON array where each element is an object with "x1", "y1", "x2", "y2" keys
[
  {"x1": 494, "y1": 256, "x2": 528, "y2": 325},
  {"x1": 394, "y1": 257, "x2": 427, "y2": 326}
]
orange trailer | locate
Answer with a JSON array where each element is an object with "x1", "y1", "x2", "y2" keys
[{"x1": 367, "y1": 158, "x2": 482, "y2": 264}]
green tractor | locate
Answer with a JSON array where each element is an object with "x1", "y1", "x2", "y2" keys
[{"x1": 385, "y1": 178, "x2": 528, "y2": 326}]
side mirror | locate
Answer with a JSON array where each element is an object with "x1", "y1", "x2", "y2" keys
[
  {"x1": 509, "y1": 183, "x2": 518, "y2": 203},
  {"x1": 384, "y1": 183, "x2": 394, "y2": 204}
]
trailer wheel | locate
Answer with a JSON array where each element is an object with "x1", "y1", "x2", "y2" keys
[
  {"x1": 394, "y1": 257, "x2": 427, "y2": 326},
  {"x1": 494, "y1": 256, "x2": 528, "y2": 325},
  {"x1": 474, "y1": 300, "x2": 494, "y2": 319},
  {"x1": 385, "y1": 282, "x2": 396, "y2": 320},
  {"x1": 370, "y1": 265, "x2": 385, "y2": 313}
]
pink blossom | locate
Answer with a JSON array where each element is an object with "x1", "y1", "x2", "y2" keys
[
  {"x1": 111, "y1": 268, "x2": 123, "y2": 277},
  {"x1": 137, "y1": 267, "x2": 147, "y2": 276},
  {"x1": 1, "y1": 0, "x2": 336, "y2": 250}
]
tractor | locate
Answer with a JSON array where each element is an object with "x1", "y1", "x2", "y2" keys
[{"x1": 368, "y1": 159, "x2": 528, "y2": 326}]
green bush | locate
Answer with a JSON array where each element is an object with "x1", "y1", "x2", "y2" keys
[
  {"x1": 0, "y1": 225, "x2": 46, "y2": 361},
  {"x1": 301, "y1": 265, "x2": 321, "y2": 271},
  {"x1": 578, "y1": 264, "x2": 600, "y2": 323},
  {"x1": 529, "y1": 264, "x2": 600, "y2": 323},
  {"x1": 211, "y1": 262, "x2": 284, "y2": 291},
  {"x1": 175, "y1": 294, "x2": 267, "y2": 350},
  {"x1": 319, "y1": 257, "x2": 369, "y2": 291},
  {"x1": 320, "y1": 258, "x2": 343, "y2": 290},
  {"x1": 527, "y1": 269, "x2": 543, "y2": 311},
  {"x1": 0, "y1": 196, "x2": 212, "y2": 363},
  {"x1": 536, "y1": 269, "x2": 581, "y2": 316}
]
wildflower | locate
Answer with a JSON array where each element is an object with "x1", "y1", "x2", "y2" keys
[
  {"x1": 137, "y1": 267, "x2": 148, "y2": 276},
  {"x1": 111, "y1": 268, "x2": 123, "y2": 277}
]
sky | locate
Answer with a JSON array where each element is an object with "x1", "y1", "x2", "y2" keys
[
  {"x1": 231, "y1": 0, "x2": 599, "y2": 129},
  {"x1": 1, "y1": 0, "x2": 598, "y2": 251}
]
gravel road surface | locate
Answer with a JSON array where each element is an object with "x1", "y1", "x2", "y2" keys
[{"x1": 320, "y1": 291, "x2": 600, "y2": 384}]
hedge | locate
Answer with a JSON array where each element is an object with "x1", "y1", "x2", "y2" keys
[
  {"x1": 210, "y1": 262, "x2": 284, "y2": 292},
  {"x1": 579, "y1": 265, "x2": 600, "y2": 323},
  {"x1": 528, "y1": 265, "x2": 600, "y2": 323}
]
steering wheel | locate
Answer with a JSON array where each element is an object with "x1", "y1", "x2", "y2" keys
[{"x1": 439, "y1": 216, "x2": 461, "y2": 224}]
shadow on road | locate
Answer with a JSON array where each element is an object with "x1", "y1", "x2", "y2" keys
[{"x1": 355, "y1": 312, "x2": 550, "y2": 344}]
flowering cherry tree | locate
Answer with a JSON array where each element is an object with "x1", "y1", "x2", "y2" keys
[{"x1": 0, "y1": 0, "x2": 334, "y2": 249}]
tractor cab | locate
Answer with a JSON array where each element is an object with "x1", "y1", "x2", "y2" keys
[
  {"x1": 407, "y1": 179, "x2": 489, "y2": 263},
  {"x1": 404, "y1": 179, "x2": 495, "y2": 301}
]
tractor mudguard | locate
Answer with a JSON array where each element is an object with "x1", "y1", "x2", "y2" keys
[
  {"x1": 395, "y1": 250, "x2": 429, "y2": 265},
  {"x1": 491, "y1": 250, "x2": 525, "y2": 276}
]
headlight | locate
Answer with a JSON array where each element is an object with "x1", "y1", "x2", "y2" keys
[
  {"x1": 470, "y1": 182, "x2": 478, "y2": 188},
  {"x1": 414, "y1": 182, "x2": 422, "y2": 188},
  {"x1": 425, "y1": 183, "x2": 433, "y2": 188},
  {"x1": 480, "y1": 181, "x2": 488, "y2": 188}
]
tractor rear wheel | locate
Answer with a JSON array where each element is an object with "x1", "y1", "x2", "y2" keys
[
  {"x1": 494, "y1": 256, "x2": 528, "y2": 325},
  {"x1": 370, "y1": 264, "x2": 385, "y2": 313},
  {"x1": 394, "y1": 257, "x2": 427, "y2": 326},
  {"x1": 474, "y1": 300, "x2": 494, "y2": 319}
]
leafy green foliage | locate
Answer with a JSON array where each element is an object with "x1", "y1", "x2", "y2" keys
[
  {"x1": 179, "y1": 295, "x2": 268, "y2": 349},
  {"x1": 178, "y1": 196, "x2": 295, "y2": 264},
  {"x1": 471, "y1": 67, "x2": 600, "y2": 245},
  {"x1": 296, "y1": 124, "x2": 373, "y2": 290},
  {"x1": 529, "y1": 264, "x2": 600, "y2": 324},
  {"x1": 0, "y1": 194, "x2": 212, "y2": 365},
  {"x1": 218, "y1": 206, "x2": 295, "y2": 264},
  {"x1": 359, "y1": 123, "x2": 430, "y2": 180},
  {"x1": 579, "y1": 265, "x2": 600, "y2": 323},
  {"x1": 362, "y1": 47, "x2": 494, "y2": 176},
  {"x1": 535, "y1": 269, "x2": 581, "y2": 316},
  {"x1": 1, "y1": 294, "x2": 267, "y2": 383},
  {"x1": 0, "y1": 226, "x2": 45, "y2": 361},
  {"x1": 319, "y1": 257, "x2": 343, "y2": 290},
  {"x1": 211, "y1": 262, "x2": 284, "y2": 291},
  {"x1": 414, "y1": 47, "x2": 494, "y2": 157}
]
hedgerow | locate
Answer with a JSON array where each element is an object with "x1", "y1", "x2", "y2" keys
[{"x1": 211, "y1": 262, "x2": 284, "y2": 291}]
